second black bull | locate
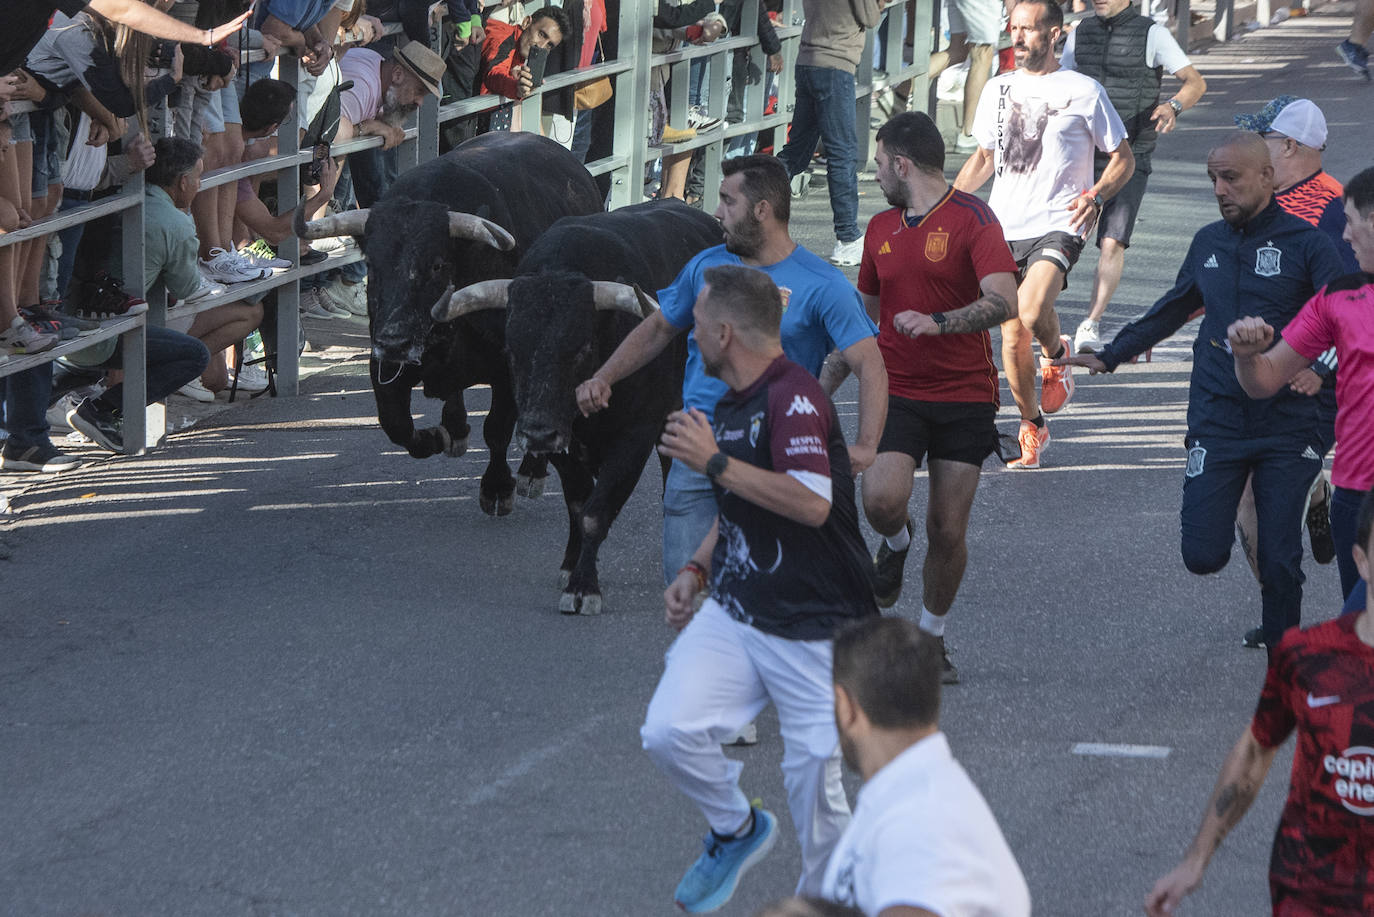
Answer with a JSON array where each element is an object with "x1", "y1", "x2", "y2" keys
[{"x1": 434, "y1": 200, "x2": 723, "y2": 614}]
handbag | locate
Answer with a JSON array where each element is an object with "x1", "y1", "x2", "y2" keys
[{"x1": 574, "y1": 36, "x2": 613, "y2": 111}]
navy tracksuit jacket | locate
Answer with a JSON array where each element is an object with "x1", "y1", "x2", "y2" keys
[{"x1": 1097, "y1": 198, "x2": 1344, "y2": 647}]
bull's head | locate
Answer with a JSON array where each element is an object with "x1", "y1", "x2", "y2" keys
[
  {"x1": 435, "y1": 272, "x2": 656, "y2": 454},
  {"x1": 294, "y1": 198, "x2": 516, "y2": 367}
]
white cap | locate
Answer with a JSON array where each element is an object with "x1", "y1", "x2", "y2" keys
[{"x1": 1270, "y1": 99, "x2": 1327, "y2": 149}]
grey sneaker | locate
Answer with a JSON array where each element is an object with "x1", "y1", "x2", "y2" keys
[
  {"x1": 936, "y1": 635, "x2": 959, "y2": 685},
  {"x1": 0, "y1": 315, "x2": 59, "y2": 354},
  {"x1": 1, "y1": 440, "x2": 81, "y2": 472},
  {"x1": 67, "y1": 398, "x2": 124, "y2": 453},
  {"x1": 300, "y1": 287, "x2": 348, "y2": 319}
]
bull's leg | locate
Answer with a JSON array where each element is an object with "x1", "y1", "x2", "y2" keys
[
  {"x1": 370, "y1": 360, "x2": 447, "y2": 458},
  {"x1": 549, "y1": 453, "x2": 596, "y2": 612},
  {"x1": 478, "y1": 381, "x2": 518, "y2": 517},
  {"x1": 556, "y1": 425, "x2": 661, "y2": 616},
  {"x1": 439, "y1": 396, "x2": 471, "y2": 457},
  {"x1": 515, "y1": 453, "x2": 551, "y2": 498}
]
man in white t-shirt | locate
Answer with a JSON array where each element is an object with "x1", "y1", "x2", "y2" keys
[
  {"x1": 821, "y1": 616, "x2": 1030, "y2": 916},
  {"x1": 955, "y1": 0, "x2": 1133, "y2": 469},
  {"x1": 1062, "y1": 0, "x2": 1208, "y2": 354}
]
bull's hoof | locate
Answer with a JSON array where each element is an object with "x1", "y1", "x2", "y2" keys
[
  {"x1": 558, "y1": 569, "x2": 571, "y2": 589},
  {"x1": 479, "y1": 491, "x2": 516, "y2": 516},
  {"x1": 558, "y1": 592, "x2": 603, "y2": 616},
  {"x1": 516, "y1": 473, "x2": 546, "y2": 499},
  {"x1": 444, "y1": 436, "x2": 468, "y2": 458}
]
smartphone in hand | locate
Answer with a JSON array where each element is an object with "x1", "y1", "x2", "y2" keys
[
  {"x1": 308, "y1": 142, "x2": 330, "y2": 184},
  {"x1": 524, "y1": 45, "x2": 550, "y2": 90}
]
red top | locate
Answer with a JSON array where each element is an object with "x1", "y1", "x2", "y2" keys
[
  {"x1": 858, "y1": 189, "x2": 1016, "y2": 404},
  {"x1": 479, "y1": 19, "x2": 524, "y2": 99},
  {"x1": 1250, "y1": 613, "x2": 1374, "y2": 913}
]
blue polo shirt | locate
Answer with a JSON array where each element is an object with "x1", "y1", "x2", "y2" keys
[
  {"x1": 658, "y1": 243, "x2": 877, "y2": 421},
  {"x1": 255, "y1": 0, "x2": 336, "y2": 32}
]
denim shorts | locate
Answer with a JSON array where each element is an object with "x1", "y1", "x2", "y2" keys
[
  {"x1": 29, "y1": 110, "x2": 62, "y2": 198},
  {"x1": 8, "y1": 110, "x2": 33, "y2": 145}
]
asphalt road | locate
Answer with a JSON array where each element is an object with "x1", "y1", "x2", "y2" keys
[{"x1": 1, "y1": 6, "x2": 1366, "y2": 915}]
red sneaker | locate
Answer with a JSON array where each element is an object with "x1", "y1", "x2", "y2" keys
[
  {"x1": 1006, "y1": 419, "x2": 1049, "y2": 469},
  {"x1": 1040, "y1": 334, "x2": 1076, "y2": 414}
]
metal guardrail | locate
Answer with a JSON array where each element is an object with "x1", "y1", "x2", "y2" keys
[{"x1": 1, "y1": 0, "x2": 936, "y2": 453}]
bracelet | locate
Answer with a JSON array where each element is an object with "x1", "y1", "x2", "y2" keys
[{"x1": 678, "y1": 561, "x2": 707, "y2": 593}]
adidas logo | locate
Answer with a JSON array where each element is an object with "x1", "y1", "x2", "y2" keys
[
  {"x1": 1302, "y1": 446, "x2": 1321, "y2": 461},
  {"x1": 785, "y1": 395, "x2": 819, "y2": 417},
  {"x1": 878, "y1": 241, "x2": 892, "y2": 256},
  {"x1": 1203, "y1": 254, "x2": 1219, "y2": 268}
]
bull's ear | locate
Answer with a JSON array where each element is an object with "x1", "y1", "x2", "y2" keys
[
  {"x1": 448, "y1": 213, "x2": 516, "y2": 251},
  {"x1": 435, "y1": 279, "x2": 511, "y2": 321}
]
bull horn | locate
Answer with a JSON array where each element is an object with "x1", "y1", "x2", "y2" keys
[
  {"x1": 434, "y1": 279, "x2": 511, "y2": 321},
  {"x1": 294, "y1": 201, "x2": 370, "y2": 240},
  {"x1": 448, "y1": 213, "x2": 516, "y2": 252},
  {"x1": 592, "y1": 282, "x2": 659, "y2": 319}
]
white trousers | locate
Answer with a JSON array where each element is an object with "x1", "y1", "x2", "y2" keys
[{"x1": 641, "y1": 599, "x2": 852, "y2": 894}]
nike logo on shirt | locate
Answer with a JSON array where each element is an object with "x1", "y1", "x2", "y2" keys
[{"x1": 1307, "y1": 693, "x2": 1341, "y2": 707}]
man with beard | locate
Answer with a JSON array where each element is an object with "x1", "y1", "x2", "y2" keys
[
  {"x1": 859, "y1": 113, "x2": 1019, "y2": 685},
  {"x1": 1060, "y1": 133, "x2": 1344, "y2": 653},
  {"x1": 575, "y1": 155, "x2": 885, "y2": 587},
  {"x1": 955, "y1": 0, "x2": 1133, "y2": 469},
  {"x1": 820, "y1": 616, "x2": 1030, "y2": 916},
  {"x1": 335, "y1": 40, "x2": 444, "y2": 149},
  {"x1": 645, "y1": 265, "x2": 878, "y2": 912}
]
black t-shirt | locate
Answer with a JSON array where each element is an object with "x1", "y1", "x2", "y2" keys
[
  {"x1": 4, "y1": 0, "x2": 85, "y2": 77},
  {"x1": 708, "y1": 356, "x2": 878, "y2": 640}
]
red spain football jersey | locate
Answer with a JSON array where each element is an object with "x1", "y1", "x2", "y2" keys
[
  {"x1": 858, "y1": 189, "x2": 1017, "y2": 403},
  {"x1": 1250, "y1": 613, "x2": 1374, "y2": 914}
]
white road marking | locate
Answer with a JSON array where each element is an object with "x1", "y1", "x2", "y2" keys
[
  {"x1": 1072, "y1": 743, "x2": 1171, "y2": 759},
  {"x1": 465, "y1": 714, "x2": 611, "y2": 807}
]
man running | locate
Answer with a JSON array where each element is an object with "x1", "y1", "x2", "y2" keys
[
  {"x1": 1146, "y1": 489, "x2": 1374, "y2": 917},
  {"x1": 955, "y1": 0, "x2": 1134, "y2": 469},
  {"x1": 644, "y1": 265, "x2": 878, "y2": 912},
  {"x1": 860, "y1": 113, "x2": 1018, "y2": 684}
]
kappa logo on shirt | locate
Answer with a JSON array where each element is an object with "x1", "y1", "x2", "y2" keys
[
  {"x1": 1203, "y1": 254, "x2": 1219, "y2": 268},
  {"x1": 785, "y1": 395, "x2": 819, "y2": 417}
]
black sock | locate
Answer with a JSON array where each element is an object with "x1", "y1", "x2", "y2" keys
[
  {"x1": 1049, "y1": 342, "x2": 1066, "y2": 361},
  {"x1": 712, "y1": 811, "x2": 754, "y2": 842},
  {"x1": 1031, "y1": 414, "x2": 1046, "y2": 430}
]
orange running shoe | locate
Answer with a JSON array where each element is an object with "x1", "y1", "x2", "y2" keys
[
  {"x1": 1006, "y1": 418, "x2": 1049, "y2": 469},
  {"x1": 1039, "y1": 334, "x2": 1075, "y2": 414}
]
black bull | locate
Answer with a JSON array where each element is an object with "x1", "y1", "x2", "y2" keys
[
  {"x1": 434, "y1": 200, "x2": 724, "y2": 614},
  {"x1": 296, "y1": 132, "x2": 603, "y2": 515}
]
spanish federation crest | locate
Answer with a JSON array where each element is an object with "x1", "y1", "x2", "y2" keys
[
  {"x1": 1255, "y1": 242, "x2": 1281, "y2": 277},
  {"x1": 925, "y1": 231, "x2": 949, "y2": 262}
]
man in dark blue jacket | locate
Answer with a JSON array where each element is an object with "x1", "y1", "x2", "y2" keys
[{"x1": 1063, "y1": 132, "x2": 1344, "y2": 652}]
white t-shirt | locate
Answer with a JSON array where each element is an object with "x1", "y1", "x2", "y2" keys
[
  {"x1": 1059, "y1": 22, "x2": 1193, "y2": 74},
  {"x1": 820, "y1": 733, "x2": 1031, "y2": 917},
  {"x1": 339, "y1": 47, "x2": 385, "y2": 126},
  {"x1": 970, "y1": 67, "x2": 1128, "y2": 240}
]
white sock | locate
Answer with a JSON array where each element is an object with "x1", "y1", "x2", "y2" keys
[
  {"x1": 919, "y1": 607, "x2": 945, "y2": 636},
  {"x1": 884, "y1": 524, "x2": 911, "y2": 552}
]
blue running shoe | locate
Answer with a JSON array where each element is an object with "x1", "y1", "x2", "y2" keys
[
  {"x1": 674, "y1": 807, "x2": 777, "y2": 913},
  {"x1": 1337, "y1": 39, "x2": 1370, "y2": 80}
]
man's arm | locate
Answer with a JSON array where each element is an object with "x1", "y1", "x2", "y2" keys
[
  {"x1": 659, "y1": 408, "x2": 832, "y2": 527},
  {"x1": 1145, "y1": 726, "x2": 1278, "y2": 917},
  {"x1": 953, "y1": 146, "x2": 994, "y2": 193},
  {"x1": 837, "y1": 336, "x2": 887, "y2": 474},
  {"x1": 1069, "y1": 141, "x2": 1135, "y2": 234},
  {"x1": 1151, "y1": 65, "x2": 1206, "y2": 134},
  {"x1": 259, "y1": 14, "x2": 307, "y2": 50},
  {"x1": 87, "y1": 0, "x2": 251, "y2": 44},
  {"x1": 665, "y1": 517, "x2": 720, "y2": 630},
  {"x1": 576, "y1": 310, "x2": 683, "y2": 415},
  {"x1": 891, "y1": 272, "x2": 1017, "y2": 337},
  {"x1": 850, "y1": 0, "x2": 885, "y2": 29},
  {"x1": 1227, "y1": 317, "x2": 1313, "y2": 399}
]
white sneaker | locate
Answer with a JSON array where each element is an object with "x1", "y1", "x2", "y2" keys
[
  {"x1": 323, "y1": 278, "x2": 369, "y2": 316},
  {"x1": 722, "y1": 721, "x2": 758, "y2": 747},
  {"x1": 830, "y1": 237, "x2": 864, "y2": 267},
  {"x1": 954, "y1": 133, "x2": 980, "y2": 153},
  {"x1": 177, "y1": 378, "x2": 216, "y2": 402},
  {"x1": 790, "y1": 171, "x2": 810, "y2": 199},
  {"x1": 300, "y1": 286, "x2": 348, "y2": 319},
  {"x1": 181, "y1": 277, "x2": 227, "y2": 306},
  {"x1": 200, "y1": 247, "x2": 271, "y2": 283},
  {"x1": 1074, "y1": 318, "x2": 1101, "y2": 354},
  {"x1": 313, "y1": 235, "x2": 347, "y2": 254},
  {"x1": 230, "y1": 364, "x2": 269, "y2": 392},
  {"x1": 686, "y1": 104, "x2": 723, "y2": 132}
]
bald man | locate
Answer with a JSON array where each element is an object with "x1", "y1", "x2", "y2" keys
[{"x1": 1061, "y1": 133, "x2": 1344, "y2": 651}]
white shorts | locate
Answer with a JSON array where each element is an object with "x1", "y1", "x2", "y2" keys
[{"x1": 947, "y1": 0, "x2": 1003, "y2": 45}]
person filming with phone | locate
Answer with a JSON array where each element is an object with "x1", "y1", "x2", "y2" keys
[{"x1": 478, "y1": 4, "x2": 570, "y2": 100}]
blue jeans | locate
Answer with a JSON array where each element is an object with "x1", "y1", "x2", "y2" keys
[
  {"x1": 777, "y1": 65, "x2": 861, "y2": 243},
  {"x1": 0, "y1": 365, "x2": 55, "y2": 450},
  {"x1": 662, "y1": 460, "x2": 719, "y2": 586},
  {"x1": 95, "y1": 325, "x2": 210, "y2": 408},
  {"x1": 1180, "y1": 430, "x2": 1324, "y2": 649},
  {"x1": 1331, "y1": 485, "x2": 1365, "y2": 601}
]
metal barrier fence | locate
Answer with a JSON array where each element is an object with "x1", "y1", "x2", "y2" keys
[{"x1": 1, "y1": 0, "x2": 930, "y2": 453}]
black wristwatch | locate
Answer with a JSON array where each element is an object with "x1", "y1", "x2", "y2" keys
[
  {"x1": 1168, "y1": 98, "x2": 1183, "y2": 116},
  {"x1": 705, "y1": 452, "x2": 728, "y2": 481},
  {"x1": 931, "y1": 312, "x2": 947, "y2": 333}
]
